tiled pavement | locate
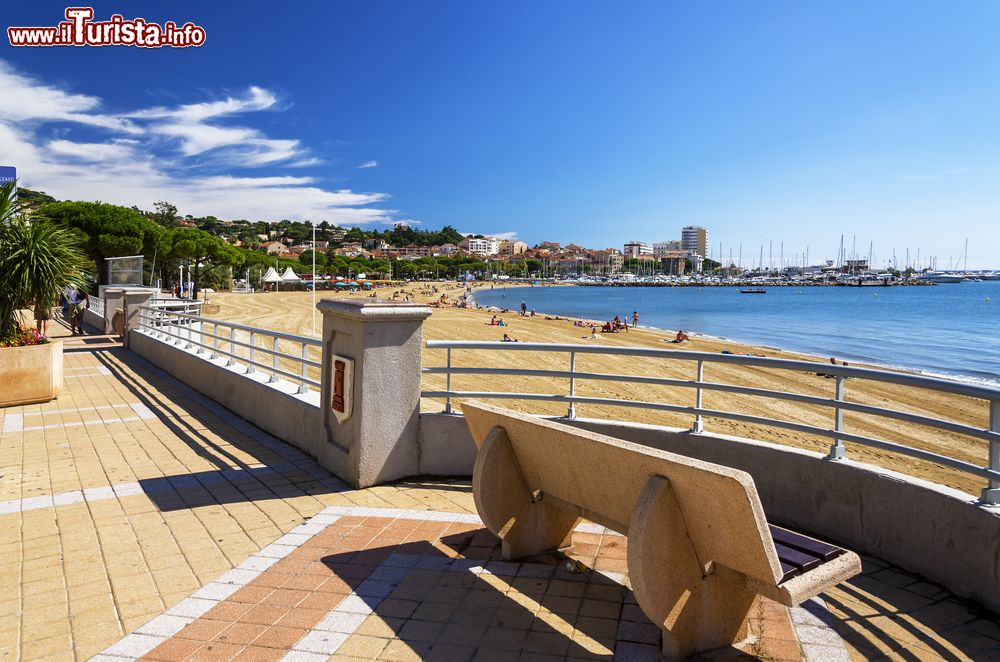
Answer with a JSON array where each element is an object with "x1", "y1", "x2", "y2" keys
[{"x1": 1, "y1": 327, "x2": 999, "y2": 661}]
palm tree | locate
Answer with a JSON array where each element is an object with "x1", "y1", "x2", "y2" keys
[{"x1": 0, "y1": 181, "x2": 92, "y2": 339}]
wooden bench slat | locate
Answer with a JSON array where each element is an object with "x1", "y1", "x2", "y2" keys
[
  {"x1": 779, "y1": 562, "x2": 801, "y2": 583},
  {"x1": 774, "y1": 542, "x2": 823, "y2": 572},
  {"x1": 769, "y1": 525, "x2": 845, "y2": 562}
]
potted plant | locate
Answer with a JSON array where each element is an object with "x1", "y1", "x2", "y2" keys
[{"x1": 0, "y1": 181, "x2": 91, "y2": 407}]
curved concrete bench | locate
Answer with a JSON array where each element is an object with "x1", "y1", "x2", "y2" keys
[{"x1": 462, "y1": 400, "x2": 861, "y2": 659}]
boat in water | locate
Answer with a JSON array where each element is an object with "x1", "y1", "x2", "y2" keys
[
  {"x1": 915, "y1": 271, "x2": 964, "y2": 284},
  {"x1": 739, "y1": 288, "x2": 766, "y2": 294}
]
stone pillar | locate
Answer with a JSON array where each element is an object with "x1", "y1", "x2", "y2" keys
[
  {"x1": 317, "y1": 299, "x2": 432, "y2": 488},
  {"x1": 122, "y1": 289, "x2": 155, "y2": 348},
  {"x1": 103, "y1": 288, "x2": 126, "y2": 335}
]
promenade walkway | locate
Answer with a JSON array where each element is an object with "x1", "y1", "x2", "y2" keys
[{"x1": 1, "y1": 325, "x2": 998, "y2": 661}]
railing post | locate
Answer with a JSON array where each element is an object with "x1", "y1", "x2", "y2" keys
[
  {"x1": 983, "y1": 399, "x2": 1000, "y2": 505},
  {"x1": 297, "y1": 343, "x2": 309, "y2": 394},
  {"x1": 444, "y1": 348, "x2": 453, "y2": 414},
  {"x1": 566, "y1": 351, "x2": 577, "y2": 419},
  {"x1": 828, "y1": 376, "x2": 846, "y2": 460},
  {"x1": 269, "y1": 336, "x2": 280, "y2": 383},
  {"x1": 247, "y1": 332, "x2": 256, "y2": 374},
  {"x1": 691, "y1": 360, "x2": 705, "y2": 433},
  {"x1": 210, "y1": 323, "x2": 219, "y2": 360},
  {"x1": 226, "y1": 327, "x2": 236, "y2": 366}
]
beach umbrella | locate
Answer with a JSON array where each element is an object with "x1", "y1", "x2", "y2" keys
[{"x1": 334, "y1": 281, "x2": 346, "y2": 288}]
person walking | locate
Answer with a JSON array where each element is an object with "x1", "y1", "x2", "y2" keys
[{"x1": 64, "y1": 284, "x2": 89, "y2": 335}]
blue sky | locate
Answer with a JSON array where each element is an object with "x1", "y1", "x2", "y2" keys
[{"x1": 2, "y1": 2, "x2": 999, "y2": 267}]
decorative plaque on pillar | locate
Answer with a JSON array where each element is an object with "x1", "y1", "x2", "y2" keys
[{"x1": 330, "y1": 355, "x2": 354, "y2": 424}]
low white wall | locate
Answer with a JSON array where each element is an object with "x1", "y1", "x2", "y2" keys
[
  {"x1": 415, "y1": 411, "x2": 1000, "y2": 615},
  {"x1": 129, "y1": 330, "x2": 349, "y2": 479},
  {"x1": 82, "y1": 307, "x2": 104, "y2": 332}
]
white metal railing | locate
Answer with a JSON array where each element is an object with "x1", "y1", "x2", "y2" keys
[
  {"x1": 422, "y1": 340, "x2": 1000, "y2": 504},
  {"x1": 150, "y1": 298, "x2": 205, "y2": 315},
  {"x1": 136, "y1": 305, "x2": 321, "y2": 393},
  {"x1": 89, "y1": 296, "x2": 105, "y2": 317}
]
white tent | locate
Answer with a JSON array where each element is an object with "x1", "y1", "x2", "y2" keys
[
  {"x1": 281, "y1": 267, "x2": 301, "y2": 282},
  {"x1": 261, "y1": 267, "x2": 282, "y2": 283}
]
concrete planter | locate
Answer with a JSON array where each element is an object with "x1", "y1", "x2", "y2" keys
[{"x1": 0, "y1": 339, "x2": 63, "y2": 407}]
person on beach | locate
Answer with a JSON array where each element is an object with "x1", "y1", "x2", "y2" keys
[
  {"x1": 671, "y1": 329, "x2": 690, "y2": 343},
  {"x1": 632, "y1": 311, "x2": 639, "y2": 328},
  {"x1": 497, "y1": 318, "x2": 508, "y2": 327},
  {"x1": 501, "y1": 333, "x2": 517, "y2": 342},
  {"x1": 489, "y1": 315, "x2": 497, "y2": 325},
  {"x1": 520, "y1": 301, "x2": 527, "y2": 316}
]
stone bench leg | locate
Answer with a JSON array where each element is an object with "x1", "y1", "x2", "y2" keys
[
  {"x1": 473, "y1": 426, "x2": 579, "y2": 559},
  {"x1": 628, "y1": 475, "x2": 760, "y2": 660}
]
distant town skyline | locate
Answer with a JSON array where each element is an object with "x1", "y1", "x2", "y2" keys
[{"x1": 2, "y1": 2, "x2": 999, "y2": 267}]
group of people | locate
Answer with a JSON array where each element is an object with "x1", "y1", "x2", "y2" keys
[{"x1": 487, "y1": 315, "x2": 509, "y2": 327}]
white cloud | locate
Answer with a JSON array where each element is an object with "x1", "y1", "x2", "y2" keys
[
  {"x1": 46, "y1": 139, "x2": 136, "y2": 161},
  {"x1": 458, "y1": 230, "x2": 520, "y2": 240},
  {"x1": 358, "y1": 160, "x2": 378, "y2": 169},
  {"x1": 0, "y1": 60, "x2": 403, "y2": 225},
  {"x1": 0, "y1": 61, "x2": 139, "y2": 134}
]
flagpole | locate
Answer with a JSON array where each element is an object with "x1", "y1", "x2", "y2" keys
[{"x1": 312, "y1": 221, "x2": 317, "y2": 336}]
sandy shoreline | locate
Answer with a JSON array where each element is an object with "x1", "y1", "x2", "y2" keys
[{"x1": 206, "y1": 283, "x2": 991, "y2": 497}]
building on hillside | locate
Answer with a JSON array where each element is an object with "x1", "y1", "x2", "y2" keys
[
  {"x1": 536, "y1": 241, "x2": 561, "y2": 251},
  {"x1": 402, "y1": 244, "x2": 432, "y2": 258},
  {"x1": 334, "y1": 244, "x2": 370, "y2": 258},
  {"x1": 623, "y1": 241, "x2": 653, "y2": 259},
  {"x1": 499, "y1": 240, "x2": 528, "y2": 256},
  {"x1": 434, "y1": 243, "x2": 459, "y2": 256},
  {"x1": 364, "y1": 238, "x2": 391, "y2": 251},
  {"x1": 653, "y1": 240, "x2": 681, "y2": 257},
  {"x1": 681, "y1": 226, "x2": 708, "y2": 258},
  {"x1": 459, "y1": 236, "x2": 500, "y2": 256},
  {"x1": 261, "y1": 241, "x2": 290, "y2": 256}
]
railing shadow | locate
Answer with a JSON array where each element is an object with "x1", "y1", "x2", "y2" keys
[{"x1": 90, "y1": 345, "x2": 336, "y2": 484}]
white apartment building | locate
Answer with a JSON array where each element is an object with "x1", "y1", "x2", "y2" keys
[
  {"x1": 459, "y1": 236, "x2": 501, "y2": 256},
  {"x1": 623, "y1": 241, "x2": 653, "y2": 259},
  {"x1": 653, "y1": 240, "x2": 681, "y2": 257}
]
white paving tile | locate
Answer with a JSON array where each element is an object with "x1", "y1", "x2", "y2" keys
[
  {"x1": 135, "y1": 613, "x2": 193, "y2": 637},
  {"x1": 314, "y1": 610, "x2": 367, "y2": 634},
  {"x1": 293, "y1": 630, "x2": 349, "y2": 655},
  {"x1": 164, "y1": 597, "x2": 217, "y2": 618}
]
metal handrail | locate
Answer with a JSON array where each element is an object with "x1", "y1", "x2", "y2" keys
[
  {"x1": 136, "y1": 306, "x2": 320, "y2": 393},
  {"x1": 422, "y1": 340, "x2": 1000, "y2": 504}
]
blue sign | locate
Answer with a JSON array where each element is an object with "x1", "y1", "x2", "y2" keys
[{"x1": 0, "y1": 166, "x2": 15, "y2": 186}]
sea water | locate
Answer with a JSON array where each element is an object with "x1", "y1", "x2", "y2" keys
[{"x1": 471, "y1": 281, "x2": 1000, "y2": 385}]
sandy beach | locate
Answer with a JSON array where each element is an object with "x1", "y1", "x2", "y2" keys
[{"x1": 205, "y1": 283, "x2": 990, "y2": 497}]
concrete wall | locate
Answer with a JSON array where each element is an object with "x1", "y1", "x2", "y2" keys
[
  {"x1": 417, "y1": 413, "x2": 479, "y2": 475},
  {"x1": 82, "y1": 307, "x2": 104, "y2": 332},
  {"x1": 413, "y1": 411, "x2": 1000, "y2": 614},
  {"x1": 128, "y1": 331, "x2": 346, "y2": 476}
]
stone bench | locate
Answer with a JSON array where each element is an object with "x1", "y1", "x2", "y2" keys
[{"x1": 461, "y1": 400, "x2": 861, "y2": 659}]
